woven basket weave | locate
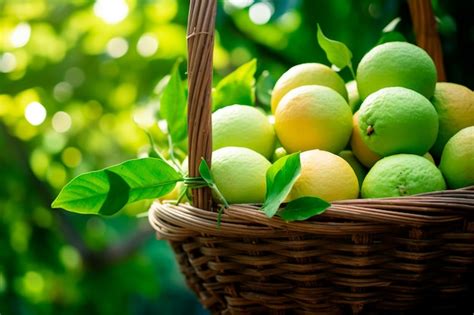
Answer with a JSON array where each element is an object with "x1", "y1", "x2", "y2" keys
[{"x1": 149, "y1": 1, "x2": 474, "y2": 314}]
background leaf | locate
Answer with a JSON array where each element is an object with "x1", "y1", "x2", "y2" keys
[
  {"x1": 256, "y1": 70, "x2": 275, "y2": 107},
  {"x1": 52, "y1": 158, "x2": 182, "y2": 215},
  {"x1": 159, "y1": 60, "x2": 187, "y2": 142},
  {"x1": 317, "y1": 24, "x2": 354, "y2": 74},
  {"x1": 212, "y1": 59, "x2": 257, "y2": 111},
  {"x1": 278, "y1": 197, "x2": 330, "y2": 221},
  {"x1": 262, "y1": 152, "x2": 301, "y2": 218}
]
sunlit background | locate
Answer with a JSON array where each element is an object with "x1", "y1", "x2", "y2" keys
[{"x1": 0, "y1": 0, "x2": 472, "y2": 314}]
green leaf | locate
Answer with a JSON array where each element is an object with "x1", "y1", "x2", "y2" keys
[
  {"x1": 52, "y1": 158, "x2": 182, "y2": 215},
  {"x1": 256, "y1": 70, "x2": 275, "y2": 107},
  {"x1": 198, "y1": 158, "x2": 213, "y2": 186},
  {"x1": 377, "y1": 31, "x2": 406, "y2": 45},
  {"x1": 197, "y1": 158, "x2": 229, "y2": 208},
  {"x1": 261, "y1": 152, "x2": 301, "y2": 218},
  {"x1": 159, "y1": 60, "x2": 187, "y2": 142},
  {"x1": 317, "y1": 24, "x2": 354, "y2": 75},
  {"x1": 212, "y1": 59, "x2": 257, "y2": 111},
  {"x1": 278, "y1": 197, "x2": 330, "y2": 222}
]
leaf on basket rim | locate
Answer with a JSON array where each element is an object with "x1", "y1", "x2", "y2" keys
[
  {"x1": 278, "y1": 197, "x2": 330, "y2": 222},
  {"x1": 262, "y1": 152, "x2": 301, "y2": 218}
]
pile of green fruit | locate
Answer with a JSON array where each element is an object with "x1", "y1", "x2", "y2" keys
[{"x1": 196, "y1": 41, "x2": 474, "y2": 205}]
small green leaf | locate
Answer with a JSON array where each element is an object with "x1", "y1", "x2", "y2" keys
[
  {"x1": 317, "y1": 24, "x2": 354, "y2": 76},
  {"x1": 52, "y1": 158, "x2": 182, "y2": 215},
  {"x1": 198, "y1": 158, "x2": 229, "y2": 208},
  {"x1": 159, "y1": 60, "x2": 187, "y2": 142},
  {"x1": 278, "y1": 197, "x2": 330, "y2": 222},
  {"x1": 377, "y1": 31, "x2": 406, "y2": 45},
  {"x1": 262, "y1": 152, "x2": 301, "y2": 218},
  {"x1": 256, "y1": 70, "x2": 275, "y2": 107},
  {"x1": 198, "y1": 158, "x2": 213, "y2": 186},
  {"x1": 212, "y1": 59, "x2": 257, "y2": 111}
]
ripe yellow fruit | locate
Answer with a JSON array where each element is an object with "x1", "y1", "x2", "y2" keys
[
  {"x1": 350, "y1": 111, "x2": 381, "y2": 168},
  {"x1": 212, "y1": 147, "x2": 271, "y2": 204},
  {"x1": 430, "y1": 83, "x2": 474, "y2": 158},
  {"x1": 439, "y1": 126, "x2": 474, "y2": 189},
  {"x1": 271, "y1": 63, "x2": 347, "y2": 113},
  {"x1": 213, "y1": 105, "x2": 276, "y2": 159},
  {"x1": 274, "y1": 85, "x2": 352, "y2": 154},
  {"x1": 287, "y1": 150, "x2": 359, "y2": 202},
  {"x1": 356, "y1": 42, "x2": 437, "y2": 100}
]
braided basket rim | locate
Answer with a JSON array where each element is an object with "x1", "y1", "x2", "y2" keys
[{"x1": 149, "y1": 186, "x2": 474, "y2": 241}]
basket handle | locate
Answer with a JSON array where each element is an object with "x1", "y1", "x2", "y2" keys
[
  {"x1": 187, "y1": 0, "x2": 217, "y2": 211},
  {"x1": 408, "y1": 0, "x2": 446, "y2": 81}
]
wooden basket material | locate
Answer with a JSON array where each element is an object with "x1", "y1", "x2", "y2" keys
[
  {"x1": 150, "y1": 187, "x2": 474, "y2": 314},
  {"x1": 149, "y1": 0, "x2": 474, "y2": 314}
]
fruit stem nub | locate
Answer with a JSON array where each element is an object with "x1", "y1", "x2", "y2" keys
[{"x1": 367, "y1": 125, "x2": 375, "y2": 136}]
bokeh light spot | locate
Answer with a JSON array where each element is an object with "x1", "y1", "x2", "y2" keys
[
  {"x1": 62, "y1": 147, "x2": 82, "y2": 168},
  {"x1": 30, "y1": 149, "x2": 50, "y2": 179},
  {"x1": 0, "y1": 53, "x2": 17, "y2": 73},
  {"x1": 11, "y1": 22, "x2": 31, "y2": 48},
  {"x1": 53, "y1": 82, "x2": 73, "y2": 102},
  {"x1": 46, "y1": 162, "x2": 67, "y2": 188},
  {"x1": 23, "y1": 271, "x2": 44, "y2": 294},
  {"x1": 106, "y1": 37, "x2": 129, "y2": 58},
  {"x1": 52, "y1": 111, "x2": 72, "y2": 133},
  {"x1": 42, "y1": 131, "x2": 66, "y2": 154},
  {"x1": 228, "y1": 0, "x2": 254, "y2": 9},
  {"x1": 249, "y1": 2, "x2": 273, "y2": 25},
  {"x1": 59, "y1": 246, "x2": 82, "y2": 270},
  {"x1": 11, "y1": 221, "x2": 31, "y2": 253},
  {"x1": 94, "y1": 0, "x2": 129, "y2": 24},
  {"x1": 137, "y1": 33, "x2": 159, "y2": 57},
  {"x1": 24, "y1": 101, "x2": 47, "y2": 126}
]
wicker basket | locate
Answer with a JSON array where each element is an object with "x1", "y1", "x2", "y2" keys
[{"x1": 149, "y1": 1, "x2": 474, "y2": 314}]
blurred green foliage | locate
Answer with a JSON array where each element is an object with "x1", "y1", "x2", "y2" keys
[{"x1": 0, "y1": 0, "x2": 472, "y2": 314}]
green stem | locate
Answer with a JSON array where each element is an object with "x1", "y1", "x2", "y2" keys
[
  {"x1": 210, "y1": 184, "x2": 229, "y2": 209},
  {"x1": 348, "y1": 64, "x2": 356, "y2": 80},
  {"x1": 167, "y1": 134, "x2": 181, "y2": 171},
  {"x1": 174, "y1": 187, "x2": 188, "y2": 205}
]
